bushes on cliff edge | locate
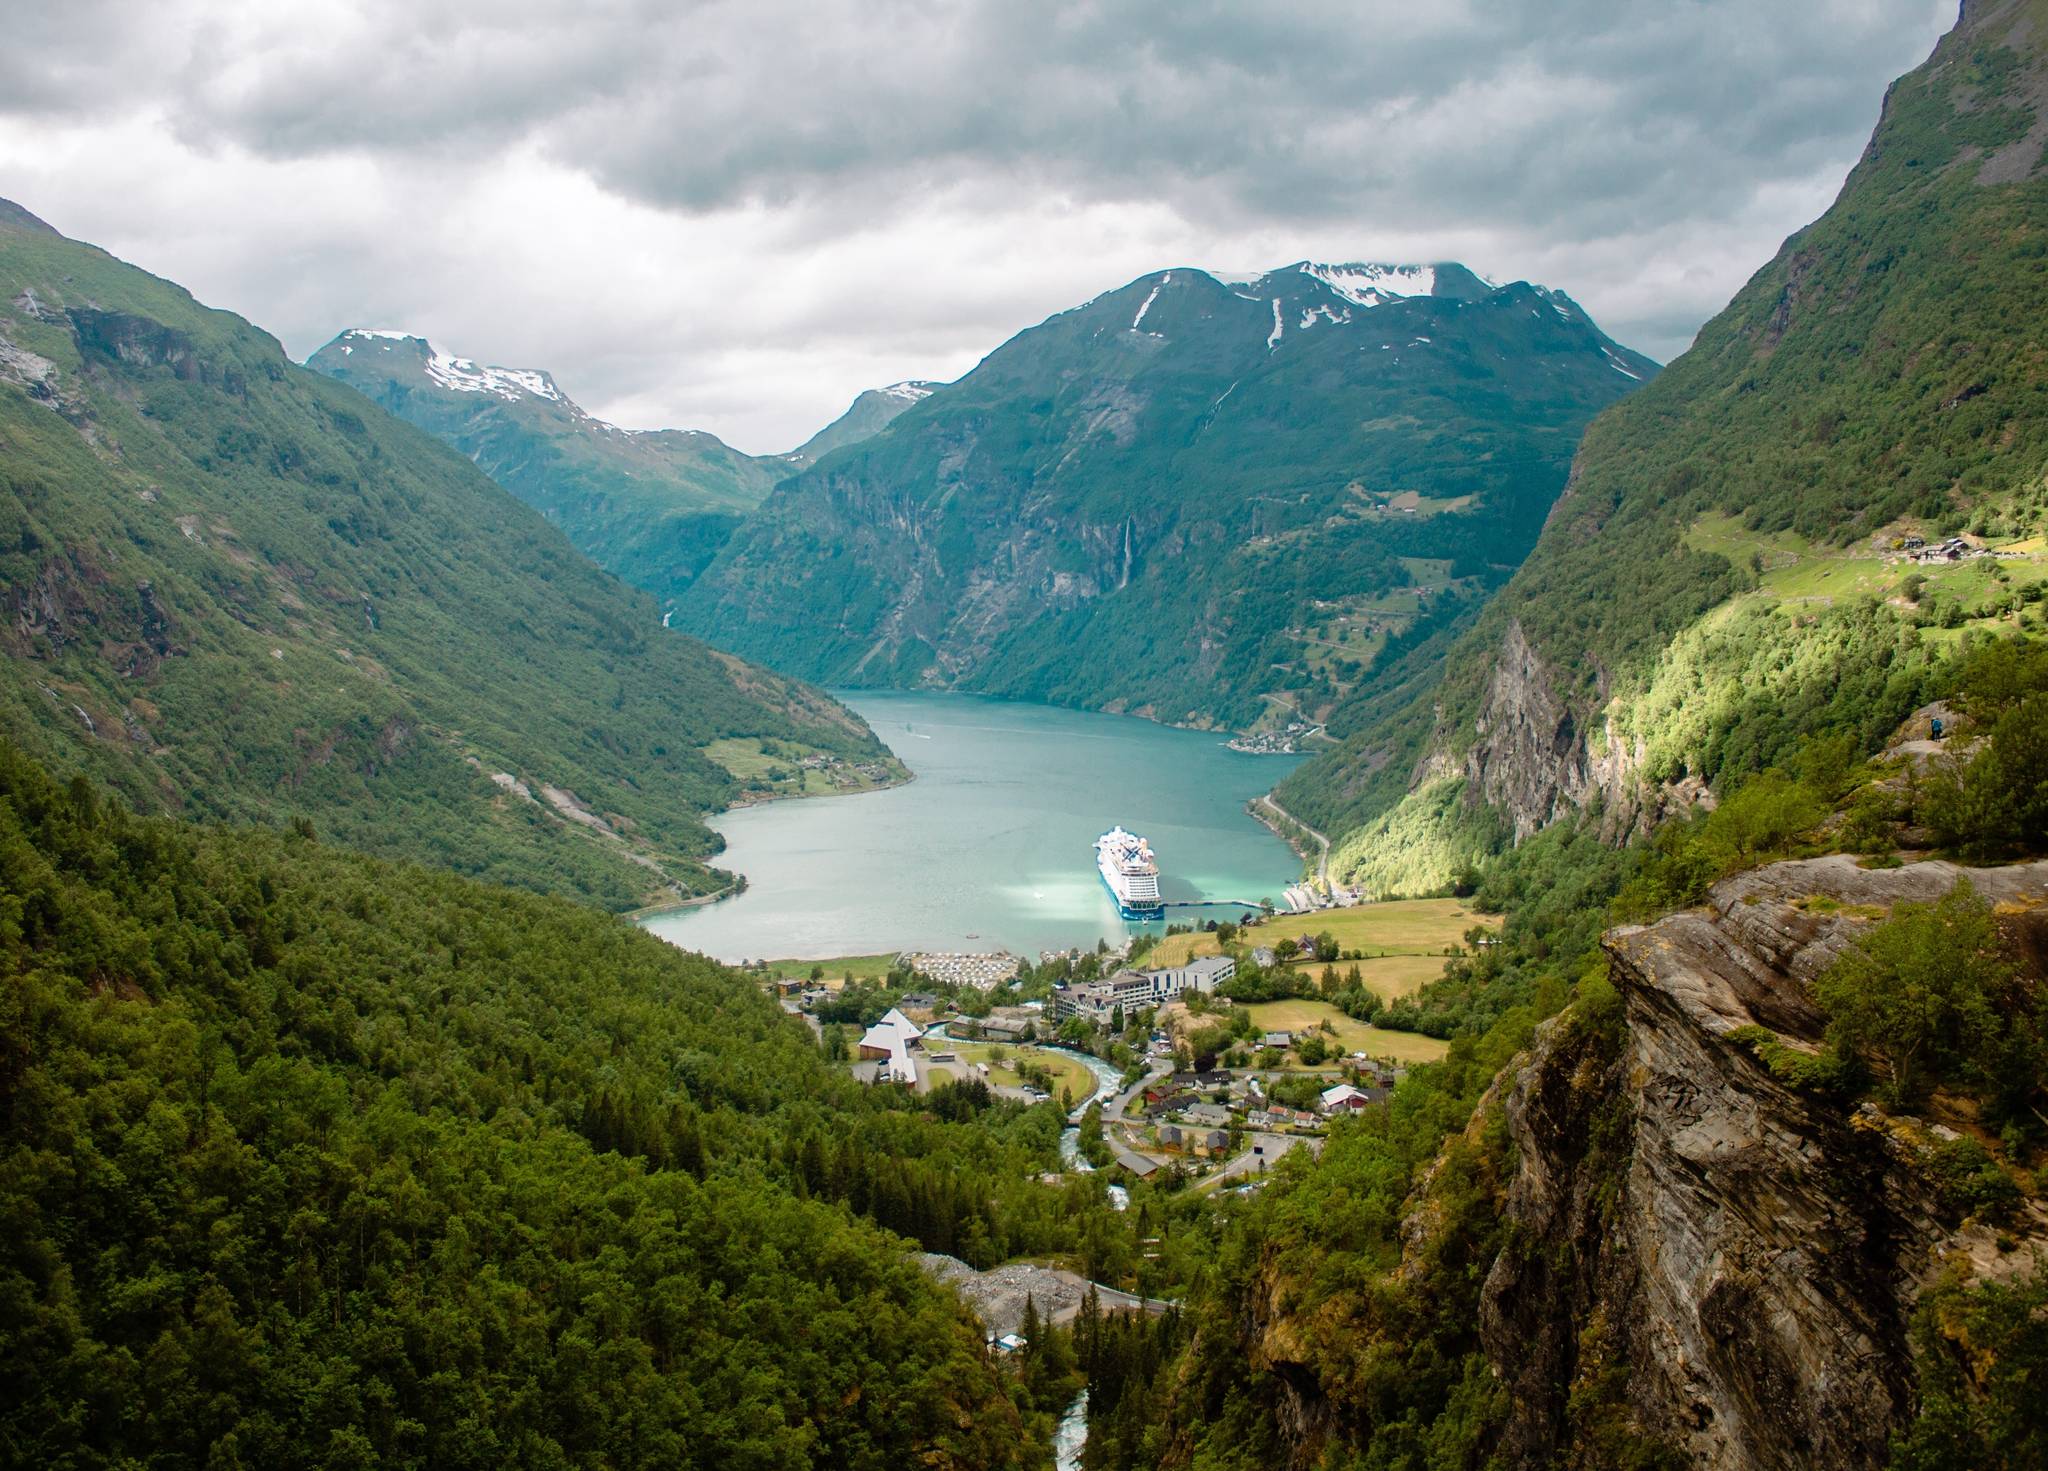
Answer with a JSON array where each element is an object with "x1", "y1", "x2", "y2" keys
[{"x1": 1815, "y1": 882, "x2": 2045, "y2": 1130}]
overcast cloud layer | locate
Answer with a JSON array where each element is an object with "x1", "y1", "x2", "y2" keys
[{"x1": 0, "y1": 0, "x2": 1954, "y2": 452}]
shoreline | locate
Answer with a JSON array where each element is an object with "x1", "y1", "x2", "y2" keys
[
  {"x1": 720, "y1": 755, "x2": 916, "y2": 811},
  {"x1": 622, "y1": 878, "x2": 743, "y2": 922},
  {"x1": 633, "y1": 745, "x2": 922, "y2": 922},
  {"x1": 1247, "y1": 794, "x2": 1330, "y2": 888}
]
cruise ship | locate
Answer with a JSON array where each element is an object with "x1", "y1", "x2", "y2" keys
[{"x1": 1096, "y1": 827, "x2": 1165, "y2": 919}]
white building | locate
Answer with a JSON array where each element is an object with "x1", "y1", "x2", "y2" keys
[
  {"x1": 1320, "y1": 1083, "x2": 1370, "y2": 1113},
  {"x1": 1143, "y1": 953, "x2": 1236, "y2": 1000},
  {"x1": 857, "y1": 1007, "x2": 923, "y2": 1084},
  {"x1": 1053, "y1": 953, "x2": 1241, "y2": 1025}
]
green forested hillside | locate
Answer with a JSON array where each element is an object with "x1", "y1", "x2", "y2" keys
[
  {"x1": 1089, "y1": 10, "x2": 2048, "y2": 1460},
  {"x1": 0, "y1": 205, "x2": 897, "y2": 909},
  {"x1": 679, "y1": 263, "x2": 1655, "y2": 730},
  {"x1": 0, "y1": 736, "x2": 1092, "y2": 1468},
  {"x1": 308, "y1": 330, "x2": 792, "y2": 597},
  {"x1": 1284, "y1": 0, "x2": 2048, "y2": 875}
]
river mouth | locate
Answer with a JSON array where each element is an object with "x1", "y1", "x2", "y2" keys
[{"x1": 643, "y1": 690, "x2": 1305, "y2": 961}]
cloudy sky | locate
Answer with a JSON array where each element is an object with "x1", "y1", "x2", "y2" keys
[{"x1": 2, "y1": 0, "x2": 1954, "y2": 453}]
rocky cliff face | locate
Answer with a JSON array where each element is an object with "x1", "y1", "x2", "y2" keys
[
  {"x1": 1481, "y1": 855, "x2": 2048, "y2": 1470},
  {"x1": 1460, "y1": 619, "x2": 1715, "y2": 843},
  {"x1": 1464, "y1": 619, "x2": 1605, "y2": 839}
]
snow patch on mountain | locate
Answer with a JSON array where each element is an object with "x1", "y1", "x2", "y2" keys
[
  {"x1": 1604, "y1": 348, "x2": 1644, "y2": 381},
  {"x1": 1131, "y1": 278, "x2": 1164, "y2": 331},
  {"x1": 340, "y1": 329, "x2": 564, "y2": 404},
  {"x1": 424, "y1": 353, "x2": 562, "y2": 403},
  {"x1": 1267, "y1": 299, "x2": 1285, "y2": 350},
  {"x1": 881, "y1": 381, "x2": 936, "y2": 403},
  {"x1": 1300, "y1": 262, "x2": 1437, "y2": 307}
]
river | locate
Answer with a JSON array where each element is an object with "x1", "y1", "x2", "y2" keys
[
  {"x1": 1054, "y1": 1389, "x2": 1089, "y2": 1471},
  {"x1": 643, "y1": 691, "x2": 1305, "y2": 961}
]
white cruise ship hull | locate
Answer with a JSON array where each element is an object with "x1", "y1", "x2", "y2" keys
[
  {"x1": 1097, "y1": 826, "x2": 1166, "y2": 918},
  {"x1": 1099, "y1": 866, "x2": 1165, "y2": 919}
]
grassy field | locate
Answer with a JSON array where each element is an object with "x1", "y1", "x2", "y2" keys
[
  {"x1": 707, "y1": 737, "x2": 902, "y2": 799},
  {"x1": 1300, "y1": 953, "x2": 1450, "y2": 1000},
  {"x1": 1243, "y1": 1000, "x2": 1450, "y2": 1064},
  {"x1": 705, "y1": 737, "x2": 831, "y2": 795},
  {"x1": 935, "y1": 1042, "x2": 1103, "y2": 1105},
  {"x1": 759, "y1": 952, "x2": 899, "y2": 985},
  {"x1": 1253, "y1": 898, "x2": 1497, "y2": 956},
  {"x1": 1683, "y1": 510, "x2": 2047, "y2": 625},
  {"x1": 1147, "y1": 930, "x2": 1224, "y2": 967}
]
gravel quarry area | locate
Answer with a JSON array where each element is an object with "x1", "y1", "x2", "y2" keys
[
  {"x1": 917, "y1": 1254, "x2": 1173, "y2": 1336},
  {"x1": 918, "y1": 1255, "x2": 1089, "y2": 1336}
]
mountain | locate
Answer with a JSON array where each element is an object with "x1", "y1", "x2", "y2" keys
[
  {"x1": 788, "y1": 379, "x2": 944, "y2": 463},
  {"x1": 308, "y1": 329, "x2": 792, "y2": 596},
  {"x1": 1283, "y1": 0, "x2": 2048, "y2": 893},
  {"x1": 674, "y1": 260, "x2": 1658, "y2": 730},
  {"x1": 0, "y1": 203, "x2": 902, "y2": 909}
]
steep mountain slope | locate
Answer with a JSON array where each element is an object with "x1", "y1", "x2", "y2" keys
[
  {"x1": 1286, "y1": 0, "x2": 2048, "y2": 890},
  {"x1": 788, "y1": 379, "x2": 943, "y2": 463},
  {"x1": 0, "y1": 738, "x2": 1042, "y2": 1469},
  {"x1": 677, "y1": 262, "x2": 1657, "y2": 730},
  {"x1": 1082, "y1": 653, "x2": 2048, "y2": 1469},
  {"x1": 1167, "y1": 853, "x2": 2048, "y2": 1471},
  {"x1": 0, "y1": 202, "x2": 899, "y2": 909},
  {"x1": 309, "y1": 329, "x2": 791, "y2": 595}
]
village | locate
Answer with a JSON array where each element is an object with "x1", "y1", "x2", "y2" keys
[{"x1": 759, "y1": 896, "x2": 1492, "y2": 1194}]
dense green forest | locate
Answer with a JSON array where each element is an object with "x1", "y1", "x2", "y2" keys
[
  {"x1": 0, "y1": 203, "x2": 895, "y2": 910},
  {"x1": 0, "y1": 735, "x2": 1147, "y2": 1467}
]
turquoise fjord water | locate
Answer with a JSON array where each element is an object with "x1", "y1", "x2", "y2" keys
[{"x1": 642, "y1": 691, "x2": 1306, "y2": 962}]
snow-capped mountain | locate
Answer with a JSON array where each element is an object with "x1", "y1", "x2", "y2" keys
[
  {"x1": 331, "y1": 329, "x2": 569, "y2": 403},
  {"x1": 311, "y1": 331, "x2": 951, "y2": 602},
  {"x1": 676, "y1": 258, "x2": 1660, "y2": 728},
  {"x1": 310, "y1": 329, "x2": 786, "y2": 596}
]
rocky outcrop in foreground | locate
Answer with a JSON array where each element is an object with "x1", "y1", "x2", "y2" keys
[{"x1": 1482, "y1": 856, "x2": 2048, "y2": 1470}]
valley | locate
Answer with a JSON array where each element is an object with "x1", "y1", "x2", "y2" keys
[
  {"x1": 6, "y1": 2, "x2": 2048, "y2": 1469},
  {"x1": 309, "y1": 329, "x2": 935, "y2": 603},
  {"x1": 0, "y1": 205, "x2": 904, "y2": 910}
]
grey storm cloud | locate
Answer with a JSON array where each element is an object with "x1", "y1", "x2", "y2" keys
[
  {"x1": 0, "y1": 0, "x2": 1957, "y2": 448},
  {"x1": 21, "y1": 0, "x2": 1950, "y2": 235}
]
